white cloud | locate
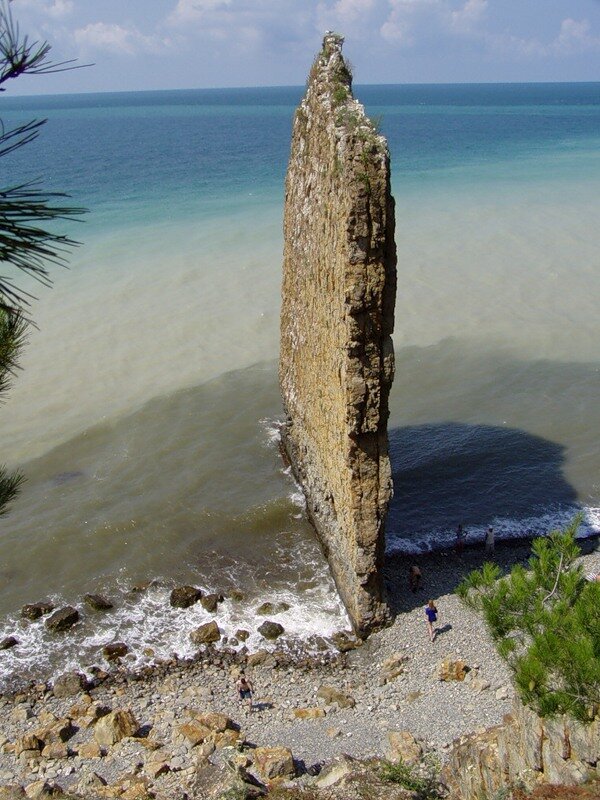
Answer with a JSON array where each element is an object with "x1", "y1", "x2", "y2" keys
[
  {"x1": 485, "y1": 18, "x2": 600, "y2": 60},
  {"x1": 379, "y1": 0, "x2": 439, "y2": 45},
  {"x1": 13, "y1": 0, "x2": 74, "y2": 17},
  {"x1": 449, "y1": 0, "x2": 486, "y2": 32},
  {"x1": 73, "y1": 22, "x2": 171, "y2": 56},
  {"x1": 167, "y1": 0, "x2": 233, "y2": 26},
  {"x1": 555, "y1": 18, "x2": 600, "y2": 54}
]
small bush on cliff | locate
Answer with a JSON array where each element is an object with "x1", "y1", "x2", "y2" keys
[
  {"x1": 457, "y1": 517, "x2": 600, "y2": 721},
  {"x1": 380, "y1": 756, "x2": 443, "y2": 799}
]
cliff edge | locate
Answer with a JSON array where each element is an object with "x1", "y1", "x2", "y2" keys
[{"x1": 280, "y1": 33, "x2": 397, "y2": 636}]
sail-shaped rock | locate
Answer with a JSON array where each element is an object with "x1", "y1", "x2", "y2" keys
[{"x1": 280, "y1": 34, "x2": 397, "y2": 636}]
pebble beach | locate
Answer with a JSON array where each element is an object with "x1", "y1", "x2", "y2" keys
[{"x1": 0, "y1": 537, "x2": 598, "y2": 797}]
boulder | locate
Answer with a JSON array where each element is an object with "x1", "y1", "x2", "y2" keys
[
  {"x1": 438, "y1": 658, "x2": 468, "y2": 682},
  {"x1": 84, "y1": 594, "x2": 113, "y2": 611},
  {"x1": 52, "y1": 672, "x2": 87, "y2": 698},
  {"x1": 214, "y1": 729, "x2": 241, "y2": 748},
  {"x1": 331, "y1": 632, "x2": 361, "y2": 652},
  {"x1": 247, "y1": 650, "x2": 269, "y2": 666},
  {"x1": 190, "y1": 621, "x2": 221, "y2": 645},
  {"x1": 256, "y1": 601, "x2": 290, "y2": 616},
  {"x1": 257, "y1": 621, "x2": 284, "y2": 640},
  {"x1": 317, "y1": 685, "x2": 356, "y2": 709},
  {"x1": 179, "y1": 721, "x2": 211, "y2": 746},
  {"x1": 381, "y1": 653, "x2": 408, "y2": 683},
  {"x1": 78, "y1": 742, "x2": 102, "y2": 759},
  {"x1": 236, "y1": 628, "x2": 250, "y2": 641},
  {"x1": 45, "y1": 607, "x2": 79, "y2": 632},
  {"x1": 229, "y1": 590, "x2": 244, "y2": 601},
  {"x1": 293, "y1": 707, "x2": 326, "y2": 720},
  {"x1": 0, "y1": 636, "x2": 18, "y2": 649},
  {"x1": 252, "y1": 746, "x2": 295, "y2": 780},
  {"x1": 34, "y1": 717, "x2": 75, "y2": 744},
  {"x1": 315, "y1": 755, "x2": 356, "y2": 788},
  {"x1": 41, "y1": 743, "x2": 68, "y2": 760},
  {"x1": 0, "y1": 787, "x2": 26, "y2": 800},
  {"x1": 169, "y1": 585, "x2": 202, "y2": 608},
  {"x1": 386, "y1": 730, "x2": 423, "y2": 765},
  {"x1": 15, "y1": 735, "x2": 43, "y2": 757},
  {"x1": 94, "y1": 708, "x2": 138, "y2": 747},
  {"x1": 191, "y1": 712, "x2": 234, "y2": 732},
  {"x1": 23, "y1": 782, "x2": 64, "y2": 799},
  {"x1": 102, "y1": 642, "x2": 129, "y2": 661},
  {"x1": 21, "y1": 602, "x2": 55, "y2": 621},
  {"x1": 200, "y1": 593, "x2": 220, "y2": 613}
]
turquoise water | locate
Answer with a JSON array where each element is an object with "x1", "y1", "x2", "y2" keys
[{"x1": 0, "y1": 83, "x2": 599, "y2": 683}]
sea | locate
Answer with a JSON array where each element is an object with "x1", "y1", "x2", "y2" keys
[{"x1": 0, "y1": 82, "x2": 598, "y2": 685}]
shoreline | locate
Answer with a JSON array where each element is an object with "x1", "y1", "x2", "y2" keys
[
  {"x1": 0, "y1": 537, "x2": 597, "y2": 796},
  {"x1": 1, "y1": 530, "x2": 598, "y2": 696}
]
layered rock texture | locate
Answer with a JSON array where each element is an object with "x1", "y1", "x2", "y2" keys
[
  {"x1": 443, "y1": 698, "x2": 600, "y2": 797},
  {"x1": 280, "y1": 33, "x2": 397, "y2": 635}
]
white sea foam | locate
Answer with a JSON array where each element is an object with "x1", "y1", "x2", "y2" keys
[
  {"x1": 386, "y1": 505, "x2": 600, "y2": 554},
  {"x1": 0, "y1": 557, "x2": 350, "y2": 690}
]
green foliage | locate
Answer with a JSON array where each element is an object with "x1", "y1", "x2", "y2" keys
[
  {"x1": 380, "y1": 757, "x2": 442, "y2": 799},
  {"x1": 457, "y1": 517, "x2": 600, "y2": 721},
  {"x1": 0, "y1": 1, "x2": 84, "y2": 517},
  {"x1": 332, "y1": 83, "x2": 348, "y2": 105}
]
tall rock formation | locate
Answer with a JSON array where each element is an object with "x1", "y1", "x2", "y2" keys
[{"x1": 280, "y1": 33, "x2": 397, "y2": 636}]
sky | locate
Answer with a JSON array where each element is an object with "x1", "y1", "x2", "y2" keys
[{"x1": 7, "y1": 0, "x2": 600, "y2": 94}]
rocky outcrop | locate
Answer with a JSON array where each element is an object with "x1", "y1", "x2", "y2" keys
[
  {"x1": 443, "y1": 698, "x2": 600, "y2": 798},
  {"x1": 280, "y1": 33, "x2": 397, "y2": 636}
]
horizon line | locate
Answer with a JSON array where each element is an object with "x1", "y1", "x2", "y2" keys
[{"x1": 5, "y1": 78, "x2": 600, "y2": 100}]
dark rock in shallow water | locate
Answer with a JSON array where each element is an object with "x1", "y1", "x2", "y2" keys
[
  {"x1": 256, "y1": 601, "x2": 290, "y2": 616},
  {"x1": 84, "y1": 593, "x2": 114, "y2": 611},
  {"x1": 229, "y1": 589, "x2": 244, "y2": 601},
  {"x1": 21, "y1": 601, "x2": 55, "y2": 620},
  {"x1": 0, "y1": 636, "x2": 18, "y2": 649},
  {"x1": 258, "y1": 621, "x2": 285, "y2": 640},
  {"x1": 103, "y1": 642, "x2": 129, "y2": 661},
  {"x1": 236, "y1": 629, "x2": 250, "y2": 642},
  {"x1": 53, "y1": 671, "x2": 88, "y2": 697},
  {"x1": 200, "y1": 593, "x2": 220, "y2": 613},
  {"x1": 190, "y1": 621, "x2": 221, "y2": 645},
  {"x1": 170, "y1": 585, "x2": 202, "y2": 608},
  {"x1": 46, "y1": 606, "x2": 80, "y2": 632}
]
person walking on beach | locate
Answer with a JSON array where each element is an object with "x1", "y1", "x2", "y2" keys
[
  {"x1": 236, "y1": 671, "x2": 254, "y2": 713},
  {"x1": 425, "y1": 599, "x2": 438, "y2": 642},
  {"x1": 455, "y1": 523, "x2": 465, "y2": 555},
  {"x1": 485, "y1": 525, "x2": 495, "y2": 556},
  {"x1": 409, "y1": 564, "x2": 422, "y2": 593}
]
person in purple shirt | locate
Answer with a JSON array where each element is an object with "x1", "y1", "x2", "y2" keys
[{"x1": 425, "y1": 599, "x2": 438, "y2": 642}]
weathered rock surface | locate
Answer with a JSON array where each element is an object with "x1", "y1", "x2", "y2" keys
[
  {"x1": 52, "y1": 672, "x2": 87, "y2": 698},
  {"x1": 257, "y1": 621, "x2": 284, "y2": 640},
  {"x1": 45, "y1": 607, "x2": 79, "y2": 633},
  {"x1": 252, "y1": 746, "x2": 295, "y2": 780},
  {"x1": 102, "y1": 642, "x2": 129, "y2": 661},
  {"x1": 94, "y1": 709, "x2": 138, "y2": 747},
  {"x1": 83, "y1": 594, "x2": 113, "y2": 611},
  {"x1": 169, "y1": 586, "x2": 201, "y2": 608},
  {"x1": 280, "y1": 33, "x2": 396, "y2": 637},
  {"x1": 189, "y1": 621, "x2": 221, "y2": 645},
  {"x1": 21, "y1": 602, "x2": 55, "y2": 621}
]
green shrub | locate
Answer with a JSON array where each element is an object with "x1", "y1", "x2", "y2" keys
[{"x1": 457, "y1": 517, "x2": 600, "y2": 721}]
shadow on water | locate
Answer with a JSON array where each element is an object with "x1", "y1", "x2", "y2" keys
[
  {"x1": 382, "y1": 418, "x2": 600, "y2": 616},
  {"x1": 386, "y1": 421, "x2": 578, "y2": 544}
]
